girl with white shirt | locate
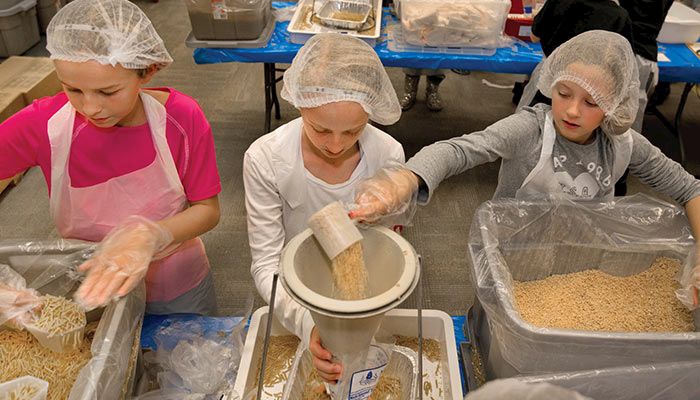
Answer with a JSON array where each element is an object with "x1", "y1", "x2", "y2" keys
[{"x1": 243, "y1": 33, "x2": 404, "y2": 383}]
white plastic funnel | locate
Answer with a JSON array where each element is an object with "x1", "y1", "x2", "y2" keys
[{"x1": 279, "y1": 226, "x2": 419, "y2": 397}]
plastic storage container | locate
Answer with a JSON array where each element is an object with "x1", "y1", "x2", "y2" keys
[
  {"x1": 0, "y1": 239, "x2": 144, "y2": 400},
  {"x1": 658, "y1": 1, "x2": 700, "y2": 44},
  {"x1": 399, "y1": 0, "x2": 510, "y2": 48},
  {"x1": 0, "y1": 376, "x2": 49, "y2": 400},
  {"x1": 514, "y1": 360, "x2": 700, "y2": 400},
  {"x1": 467, "y1": 195, "x2": 700, "y2": 379},
  {"x1": 185, "y1": 0, "x2": 271, "y2": 41},
  {"x1": 0, "y1": 0, "x2": 40, "y2": 57},
  {"x1": 227, "y1": 307, "x2": 463, "y2": 400},
  {"x1": 36, "y1": 0, "x2": 65, "y2": 32}
]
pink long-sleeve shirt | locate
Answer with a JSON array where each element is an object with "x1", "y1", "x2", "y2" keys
[{"x1": 0, "y1": 87, "x2": 221, "y2": 202}]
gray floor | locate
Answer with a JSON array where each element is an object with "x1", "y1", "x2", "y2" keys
[{"x1": 1, "y1": 0, "x2": 699, "y2": 317}]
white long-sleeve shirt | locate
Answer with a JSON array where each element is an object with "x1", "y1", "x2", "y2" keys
[{"x1": 243, "y1": 118, "x2": 405, "y2": 344}]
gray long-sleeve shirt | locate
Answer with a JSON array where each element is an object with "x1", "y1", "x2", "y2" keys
[{"x1": 407, "y1": 104, "x2": 700, "y2": 205}]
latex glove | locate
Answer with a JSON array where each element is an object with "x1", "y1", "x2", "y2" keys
[
  {"x1": 348, "y1": 163, "x2": 419, "y2": 224},
  {"x1": 75, "y1": 216, "x2": 173, "y2": 310},
  {"x1": 676, "y1": 247, "x2": 700, "y2": 310},
  {"x1": 0, "y1": 284, "x2": 41, "y2": 329},
  {"x1": 309, "y1": 326, "x2": 342, "y2": 383}
]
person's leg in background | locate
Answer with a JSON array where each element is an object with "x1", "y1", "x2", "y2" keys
[
  {"x1": 425, "y1": 69, "x2": 447, "y2": 112},
  {"x1": 615, "y1": 55, "x2": 658, "y2": 197},
  {"x1": 400, "y1": 68, "x2": 421, "y2": 111}
]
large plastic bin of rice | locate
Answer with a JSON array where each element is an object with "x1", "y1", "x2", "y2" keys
[
  {"x1": 0, "y1": 239, "x2": 144, "y2": 400},
  {"x1": 513, "y1": 359, "x2": 700, "y2": 400},
  {"x1": 467, "y1": 195, "x2": 700, "y2": 379},
  {"x1": 0, "y1": 0, "x2": 40, "y2": 57},
  {"x1": 185, "y1": 0, "x2": 271, "y2": 40}
]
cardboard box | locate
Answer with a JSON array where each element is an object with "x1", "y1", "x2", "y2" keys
[
  {"x1": 0, "y1": 56, "x2": 62, "y2": 104},
  {"x1": 0, "y1": 90, "x2": 26, "y2": 123},
  {"x1": 0, "y1": 172, "x2": 23, "y2": 195}
]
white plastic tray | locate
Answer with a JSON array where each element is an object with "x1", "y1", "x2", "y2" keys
[
  {"x1": 227, "y1": 307, "x2": 463, "y2": 400},
  {"x1": 287, "y1": 0, "x2": 382, "y2": 45}
]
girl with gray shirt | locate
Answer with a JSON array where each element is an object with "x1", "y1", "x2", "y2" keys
[{"x1": 350, "y1": 30, "x2": 700, "y2": 309}]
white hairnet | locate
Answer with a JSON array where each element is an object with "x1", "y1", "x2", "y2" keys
[
  {"x1": 46, "y1": 0, "x2": 173, "y2": 70},
  {"x1": 537, "y1": 30, "x2": 639, "y2": 135},
  {"x1": 281, "y1": 33, "x2": 401, "y2": 125}
]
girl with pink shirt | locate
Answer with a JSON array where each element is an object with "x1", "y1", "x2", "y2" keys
[{"x1": 0, "y1": 0, "x2": 221, "y2": 319}]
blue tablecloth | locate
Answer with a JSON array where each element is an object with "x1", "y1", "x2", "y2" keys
[{"x1": 193, "y1": 2, "x2": 700, "y2": 84}]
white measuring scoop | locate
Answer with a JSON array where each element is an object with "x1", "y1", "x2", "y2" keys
[{"x1": 307, "y1": 201, "x2": 363, "y2": 260}]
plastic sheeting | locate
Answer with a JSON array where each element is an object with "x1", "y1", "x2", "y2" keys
[
  {"x1": 192, "y1": 3, "x2": 700, "y2": 83},
  {"x1": 514, "y1": 360, "x2": 700, "y2": 400},
  {"x1": 467, "y1": 194, "x2": 700, "y2": 378},
  {"x1": 0, "y1": 239, "x2": 145, "y2": 400}
]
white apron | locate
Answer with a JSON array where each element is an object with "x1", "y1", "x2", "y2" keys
[
  {"x1": 515, "y1": 112, "x2": 633, "y2": 200},
  {"x1": 47, "y1": 92, "x2": 209, "y2": 303}
]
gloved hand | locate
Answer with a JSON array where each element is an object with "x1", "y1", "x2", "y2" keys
[
  {"x1": 75, "y1": 216, "x2": 173, "y2": 310},
  {"x1": 0, "y1": 266, "x2": 42, "y2": 329},
  {"x1": 348, "y1": 163, "x2": 419, "y2": 224},
  {"x1": 676, "y1": 246, "x2": 700, "y2": 310}
]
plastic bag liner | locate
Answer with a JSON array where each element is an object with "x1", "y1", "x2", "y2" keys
[
  {"x1": 467, "y1": 194, "x2": 700, "y2": 378},
  {"x1": 282, "y1": 345, "x2": 417, "y2": 400},
  {"x1": 465, "y1": 380, "x2": 592, "y2": 400},
  {"x1": 0, "y1": 239, "x2": 145, "y2": 400},
  {"x1": 137, "y1": 296, "x2": 253, "y2": 398},
  {"x1": 514, "y1": 359, "x2": 700, "y2": 400}
]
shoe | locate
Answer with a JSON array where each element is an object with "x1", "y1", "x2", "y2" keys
[
  {"x1": 426, "y1": 75, "x2": 445, "y2": 112},
  {"x1": 399, "y1": 75, "x2": 420, "y2": 111}
]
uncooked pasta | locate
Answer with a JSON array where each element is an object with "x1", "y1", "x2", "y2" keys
[
  {"x1": 0, "y1": 322, "x2": 97, "y2": 400},
  {"x1": 5, "y1": 383, "x2": 39, "y2": 400},
  {"x1": 331, "y1": 242, "x2": 369, "y2": 300},
  {"x1": 32, "y1": 295, "x2": 86, "y2": 337},
  {"x1": 257, "y1": 335, "x2": 300, "y2": 387},
  {"x1": 394, "y1": 335, "x2": 441, "y2": 362}
]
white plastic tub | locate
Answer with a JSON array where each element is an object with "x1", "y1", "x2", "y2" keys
[
  {"x1": 658, "y1": 1, "x2": 700, "y2": 44},
  {"x1": 0, "y1": 0, "x2": 40, "y2": 57},
  {"x1": 0, "y1": 376, "x2": 49, "y2": 400},
  {"x1": 227, "y1": 307, "x2": 463, "y2": 400}
]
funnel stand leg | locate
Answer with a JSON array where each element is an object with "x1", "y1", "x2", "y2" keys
[
  {"x1": 417, "y1": 255, "x2": 423, "y2": 400},
  {"x1": 257, "y1": 272, "x2": 279, "y2": 400}
]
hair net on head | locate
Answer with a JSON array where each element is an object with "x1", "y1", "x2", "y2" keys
[
  {"x1": 280, "y1": 33, "x2": 401, "y2": 125},
  {"x1": 536, "y1": 30, "x2": 640, "y2": 135},
  {"x1": 46, "y1": 0, "x2": 173, "y2": 70}
]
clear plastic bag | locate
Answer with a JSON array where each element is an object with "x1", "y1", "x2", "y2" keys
[
  {"x1": 465, "y1": 380, "x2": 592, "y2": 400},
  {"x1": 138, "y1": 298, "x2": 253, "y2": 399},
  {"x1": 676, "y1": 245, "x2": 700, "y2": 310}
]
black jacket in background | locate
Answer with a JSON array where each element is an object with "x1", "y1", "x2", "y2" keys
[
  {"x1": 532, "y1": 0, "x2": 634, "y2": 57},
  {"x1": 619, "y1": 0, "x2": 674, "y2": 62}
]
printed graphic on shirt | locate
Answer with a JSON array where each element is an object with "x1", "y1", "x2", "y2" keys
[{"x1": 551, "y1": 153, "x2": 613, "y2": 199}]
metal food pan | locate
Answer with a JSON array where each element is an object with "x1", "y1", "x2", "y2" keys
[{"x1": 316, "y1": 0, "x2": 371, "y2": 30}]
